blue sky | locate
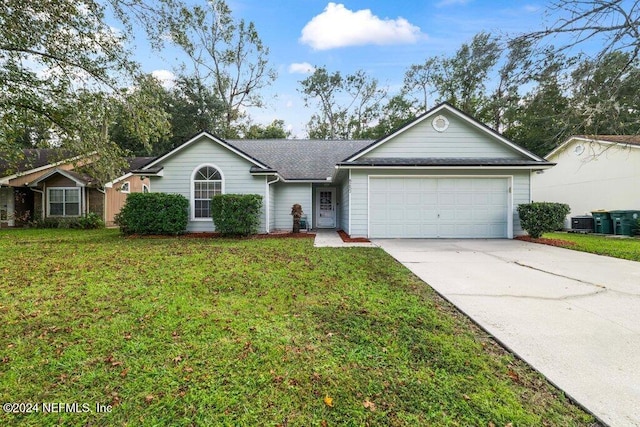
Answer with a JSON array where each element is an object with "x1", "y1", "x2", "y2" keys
[{"x1": 131, "y1": 1, "x2": 555, "y2": 137}]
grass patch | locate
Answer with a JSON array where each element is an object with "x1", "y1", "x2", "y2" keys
[
  {"x1": 0, "y1": 229, "x2": 596, "y2": 426},
  {"x1": 544, "y1": 232, "x2": 640, "y2": 262}
]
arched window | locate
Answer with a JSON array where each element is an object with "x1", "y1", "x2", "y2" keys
[
  {"x1": 142, "y1": 184, "x2": 150, "y2": 193},
  {"x1": 192, "y1": 165, "x2": 223, "y2": 219}
]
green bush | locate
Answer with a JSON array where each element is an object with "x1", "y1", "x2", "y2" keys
[
  {"x1": 77, "y1": 212, "x2": 105, "y2": 229},
  {"x1": 32, "y1": 213, "x2": 104, "y2": 229},
  {"x1": 211, "y1": 194, "x2": 263, "y2": 236},
  {"x1": 517, "y1": 202, "x2": 570, "y2": 238},
  {"x1": 115, "y1": 193, "x2": 189, "y2": 235}
]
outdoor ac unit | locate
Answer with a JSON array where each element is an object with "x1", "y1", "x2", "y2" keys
[{"x1": 571, "y1": 216, "x2": 594, "y2": 231}]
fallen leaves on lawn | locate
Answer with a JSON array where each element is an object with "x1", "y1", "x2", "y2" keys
[
  {"x1": 323, "y1": 395, "x2": 333, "y2": 407},
  {"x1": 363, "y1": 400, "x2": 376, "y2": 412},
  {"x1": 507, "y1": 368, "x2": 520, "y2": 383}
]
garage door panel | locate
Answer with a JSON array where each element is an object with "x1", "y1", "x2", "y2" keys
[{"x1": 370, "y1": 177, "x2": 508, "y2": 238}]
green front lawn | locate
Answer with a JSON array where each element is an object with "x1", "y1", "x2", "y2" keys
[
  {"x1": 544, "y1": 232, "x2": 640, "y2": 262},
  {"x1": 0, "y1": 229, "x2": 594, "y2": 426}
]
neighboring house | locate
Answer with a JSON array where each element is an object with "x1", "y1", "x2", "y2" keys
[
  {"x1": 532, "y1": 135, "x2": 640, "y2": 226},
  {"x1": 0, "y1": 151, "x2": 152, "y2": 227},
  {"x1": 134, "y1": 103, "x2": 552, "y2": 238}
]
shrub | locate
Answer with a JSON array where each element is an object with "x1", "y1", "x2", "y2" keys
[
  {"x1": 115, "y1": 193, "x2": 189, "y2": 235},
  {"x1": 31, "y1": 213, "x2": 104, "y2": 229},
  {"x1": 211, "y1": 194, "x2": 263, "y2": 236},
  {"x1": 77, "y1": 212, "x2": 105, "y2": 229},
  {"x1": 517, "y1": 202, "x2": 570, "y2": 238}
]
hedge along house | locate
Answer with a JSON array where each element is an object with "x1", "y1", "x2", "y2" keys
[
  {"x1": 0, "y1": 151, "x2": 153, "y2": 227},
  {"x1": 134, "y1": 103, "x2": 553, "y2": 238}
]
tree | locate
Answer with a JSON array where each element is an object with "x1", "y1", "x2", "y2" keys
[
  {"x1": 402, "y1": 58, "x2": 438, "y2": 113},
  {"x1": 169, "y1": 0, "x2": 276, "y2": 138},
  {"x1": 110, "y1": 74, "x2": 174, "y2": 156},
  {"x1": 242, "y1": 120, "x2": 290, "y2": 139},
  {"x1": 569, "y1": 51, "x2": 640, "y2": 135},
  {"x1": 431, "y1": 32, "x2": 501, "y2": 120},
  {"x1": 299, "y1": 67, "x2": 387, "y2": 139},
  {"x1": 513, "y1": 1, "x2": 640, "y2": 137},
  {"x1": 362, "y1": 94, "x2": 417, "y2": 139},
  {"x1": 516, "y1": 0, "x2": 640, "y2": 71},
  {"x1": 0, "y1": 0, "x2": 172, "y2": 181}
]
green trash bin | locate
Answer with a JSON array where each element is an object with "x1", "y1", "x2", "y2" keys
[
  {"x1": 591, "y1": 211, "x2": 613, "y2": 234},
  {"x1": 609, "y1": 210, "x2": 640, "y2": 236}
]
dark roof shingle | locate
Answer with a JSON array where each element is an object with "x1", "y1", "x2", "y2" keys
[{"x1": 227, "y1": 139, "x2": 373, "y2": 180}]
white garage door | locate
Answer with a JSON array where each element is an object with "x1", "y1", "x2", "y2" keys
[{"x1": 369, "y1": 177, "x2": 509, "y2": 238}]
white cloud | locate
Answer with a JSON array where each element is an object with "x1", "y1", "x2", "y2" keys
[
  {"x1": 288, "y1": 62, "x2": 316, "y2": 74},
  {"x1": 299, "y1": 3, "x2": 423, "y2": 50},
  {"x1": 151, "y1": 69, "x2": 176, "y2": 89}
]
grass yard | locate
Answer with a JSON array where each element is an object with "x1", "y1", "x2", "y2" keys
[
  {"x1": 543, "y1": 232, "x2": 640, "y2": 262},
  {"x1": 0, "y1": 229, "x2": 595, "y2": 426}
]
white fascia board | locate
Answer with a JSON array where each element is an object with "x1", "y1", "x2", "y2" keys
[
  {"x1": 336, "y1": 164, "x2": 555, "y2": 171},
  {"x1": 104, "y1": 172, "x2": 132, "y2": 188}
]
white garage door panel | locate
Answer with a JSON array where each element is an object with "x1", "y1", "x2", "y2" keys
[{"x1": 370, "y1": 177, "x2": 508, "y2": 238}]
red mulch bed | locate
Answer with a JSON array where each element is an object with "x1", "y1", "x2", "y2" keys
[
  {"x1": 515, "y1": 235, "x2": 576, "y2": 247},
  {"x1": 337, "y1": 229, "x2": 371, "y2": 243}
]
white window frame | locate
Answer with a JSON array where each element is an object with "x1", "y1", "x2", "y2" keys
[
  {"x1": 120, "y1": 182, "x2": 130, "y2": 193},
  {"x1": 47, "y1": 187, "x2": 82, "y2": 217},
  {"x1": 142, "y1": 184, "x2": 150, "y2": 193},
  {"x1": 190, "y1": 163, "x2": 225, "y2": 221}
]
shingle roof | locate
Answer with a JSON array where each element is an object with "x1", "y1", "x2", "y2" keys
[
  {"x1": 227, "y1": 139, "x2": 373, "y2": 180},
  {"x1": 0, "y1": 149, "x2": 71, "y2": 177},
  {"x1": 125, "y1": 157, "x2": 155, "y2": 174}
]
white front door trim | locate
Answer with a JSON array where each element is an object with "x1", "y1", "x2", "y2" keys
[{"x1": 316, "y1": 187, "x2": 337, "y2": 228}]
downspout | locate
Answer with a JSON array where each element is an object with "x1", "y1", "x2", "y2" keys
[{"x1": 265, "y1": 174, "x2": 280, "y2": 233}]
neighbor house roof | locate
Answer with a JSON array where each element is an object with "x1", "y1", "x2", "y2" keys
[
  {"x1": 228, "y1": 139, "x2": 373, "y2": 180},
  {"x1": 28, "y1": 168, "x2": 97, "y2": 187},
  {"x1": 546, "y1": 135, "x2": 640, "y2": 158},
  {"x1": 574, "y1": 135, "x2": 640, "y2": 146}
]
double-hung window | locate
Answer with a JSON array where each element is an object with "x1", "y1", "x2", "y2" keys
[
  {"x1": 192, "y1": 166, "x2": 222, "y2": 219},
  {"x1": 48, "y1": 188, "x2": 80, "y2": 217}
]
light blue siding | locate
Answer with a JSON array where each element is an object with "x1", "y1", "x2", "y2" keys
[
  {"x1": 148, "y1": 135, "x2": 267, "y2": 232},
  {"x1": 268, "y1": 181, "x2": 275, "y2": 232},
  {"x1": 349, "y1": 169, "x2": 531, "y2": 238},
  {"x1": 340, "y1": 180, "x2": 350, "y2": 234},
  {"x1": 273, "y1": 183, "x2": 312, "y2": 231},
  {"x1": 362, "y1": 113, "x2": 522, "y2": 159}
]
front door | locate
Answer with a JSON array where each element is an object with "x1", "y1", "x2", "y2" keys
[{"x1": 316, "y1": 187, "x2": 336, "y2": 228}]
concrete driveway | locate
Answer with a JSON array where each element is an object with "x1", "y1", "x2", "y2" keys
[{"x1": 374, "y1": 239, "x2": 640, "y2": 427}]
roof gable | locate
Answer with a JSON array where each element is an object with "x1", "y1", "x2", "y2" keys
[
  {"x1": 546, "y1": 135, "x2": 640, "y2": 159},
  {"x1": 141, "y1": 132, "x2": 270, "y2": 171},
  {"x1": 345, "y1": 103, "x2": 545, "y2": 163},
  {"x1": 28, "y1": 168, "x2": 94, "y2": 187}
]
